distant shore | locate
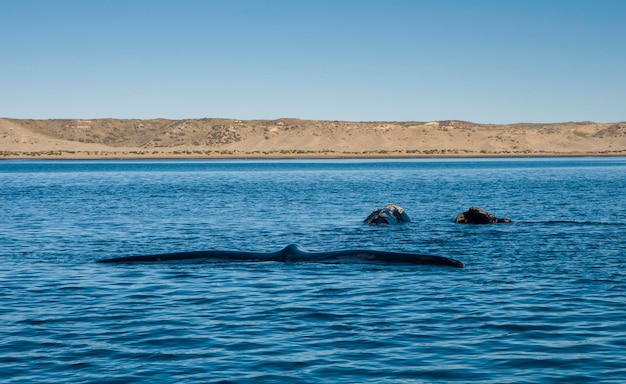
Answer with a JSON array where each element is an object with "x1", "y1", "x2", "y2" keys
[
  {"x1": 3, "y1": 149, "x2": 626, "y2": 161},
  {"x1": 2, "y1": 118, "x2": 625, "y2": 159},
  {"x1": 2, "y1": 151, "x2": 626, "y2": 161}
]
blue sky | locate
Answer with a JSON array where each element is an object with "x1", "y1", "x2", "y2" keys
[{"x1": 1, "y1": 0, "x2": 624, "y2": 123}]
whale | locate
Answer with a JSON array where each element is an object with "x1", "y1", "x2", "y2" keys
[{"x1": 97, "y1": 244, "x2": 465, "y2": 268}]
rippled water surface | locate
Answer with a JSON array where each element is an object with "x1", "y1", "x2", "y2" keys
[{"x1": 1, "y1": 158, "x2": 625, "y2": 383}]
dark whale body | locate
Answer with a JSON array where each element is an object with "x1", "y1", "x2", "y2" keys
[{"x1": 98, "y1": 244, "x2": 464, "y2": 268}]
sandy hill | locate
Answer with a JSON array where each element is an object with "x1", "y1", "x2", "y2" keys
[{"x1": 1, "y1": 118, "x2": 625, "y2": 158}]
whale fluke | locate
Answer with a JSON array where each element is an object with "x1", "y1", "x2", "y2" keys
[{"x1": 97, "y1": 244, "x2": 465, "y2": 268}]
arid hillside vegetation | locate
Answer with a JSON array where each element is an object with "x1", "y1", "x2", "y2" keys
[{"x1": 1, "y1": 118, "x2": 625, "y2": 158}]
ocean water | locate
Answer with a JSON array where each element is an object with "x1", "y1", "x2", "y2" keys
[{"x1": 1, "y1": 157, "x2": 625, "y2": 383}]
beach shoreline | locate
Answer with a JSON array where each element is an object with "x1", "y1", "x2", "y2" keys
[{"x1": 3, "y1": 150, "x2": 625, "y2": 161}]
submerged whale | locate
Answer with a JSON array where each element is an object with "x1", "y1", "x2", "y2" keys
[{"x1": 97, "y1": 244, "x2": 465, "y2": 268}]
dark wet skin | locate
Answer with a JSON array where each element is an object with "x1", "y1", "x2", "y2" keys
[{"x1": 98, "y1": 244, "x2": 465, "y2": 268}]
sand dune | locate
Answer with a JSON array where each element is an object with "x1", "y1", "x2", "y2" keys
[{"x1": 1, "y1": 118, "x2": 625, "y2": 159}]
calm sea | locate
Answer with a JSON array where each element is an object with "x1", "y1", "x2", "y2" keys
[{"x1": 1, "y1": 158, "x2": 625, "y2": 383}]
